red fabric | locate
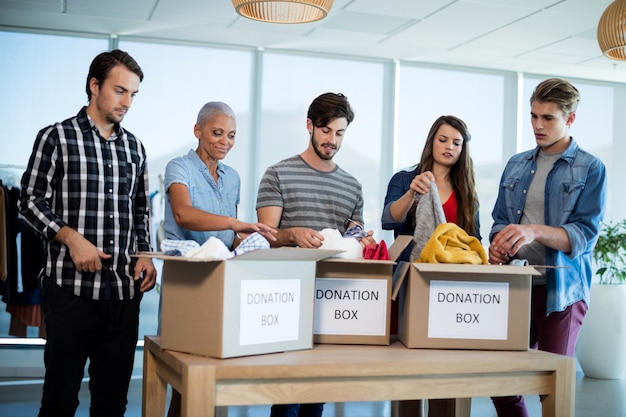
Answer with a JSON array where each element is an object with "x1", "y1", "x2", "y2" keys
[
  {"x1": 442, "y1": 189, "x2": 457, "y2": 224},
  {"x1": 362, "y1": 240, "x2": 390, "y2": 260}
]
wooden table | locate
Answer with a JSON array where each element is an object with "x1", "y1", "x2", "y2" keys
[{"x1": 142, "y1": 336, "x2": 576, "y2": 417}]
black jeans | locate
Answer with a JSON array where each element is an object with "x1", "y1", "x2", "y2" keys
[{"x1": 39, "y1": 278, "x2": 141, "y2": 417}]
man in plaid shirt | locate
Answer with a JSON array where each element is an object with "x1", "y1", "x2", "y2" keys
[{"x1": 19, "y1": 49, "x2": 156, "y2": 417}]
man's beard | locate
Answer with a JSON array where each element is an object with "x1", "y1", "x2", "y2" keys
[
  {"x1": 105, "y1": 112, "x2": 123, "y2": 125},
  {"x1": 311, "y1": 129, "x2": 338, "y2": 161}
]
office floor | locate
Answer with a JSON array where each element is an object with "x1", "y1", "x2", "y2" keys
[{"x1": 1, "y1": 370, "x2": 624, "y2": 417}]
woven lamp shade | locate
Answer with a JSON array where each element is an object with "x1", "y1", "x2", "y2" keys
[
  {"x1": 598, "y1": 0, "x2": 626, "y2": 60},
  {"x1": 232, "y1": 0, "x2": 333, "y2": 24}
]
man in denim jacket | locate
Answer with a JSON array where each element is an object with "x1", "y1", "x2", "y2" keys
[{"x1": 488, "y1": 78, "x2": 607, "y2": 417}]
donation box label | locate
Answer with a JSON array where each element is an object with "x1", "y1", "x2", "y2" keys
[
  {"x1": 314, "y1": 278, "x2": 387, "y2": 336},
  {"x1": 428, "y1": 280, "x2": 509, "y2": 340},
  {"x1": 239, "y1": 279, "x2": 301, "y2": 345}
]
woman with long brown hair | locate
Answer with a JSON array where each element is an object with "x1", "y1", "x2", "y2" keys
[
  {"x1": 382, "y1": 114, "x2": 480, "y2": 261},
  {"x1": 382, "y1": 114, "x2": 481, "y2": 417}
]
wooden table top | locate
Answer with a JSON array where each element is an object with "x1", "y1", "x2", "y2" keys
[{"x1": 144, "y1": 335, "x2": 571, "y2": 380}]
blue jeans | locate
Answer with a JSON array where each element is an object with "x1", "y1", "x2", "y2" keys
[{"x1": 270, "y1": 403, "x2": 324, "y2": 417}]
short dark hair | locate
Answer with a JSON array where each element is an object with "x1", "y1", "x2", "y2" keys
[
  {"x1": 85, "y1": 49, "x2": 144, "y2": 101},
  {"x1": 307, "y1": 92, "x2": 355, "y2": 128}
]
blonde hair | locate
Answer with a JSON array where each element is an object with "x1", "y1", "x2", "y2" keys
[{"x1": 530, "y1": 78, "x2": 580, "y2": 115}]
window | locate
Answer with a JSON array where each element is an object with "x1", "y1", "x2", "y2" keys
[
  {"x1": 0, "y1": 31, "x2": 107, "y2": 339},
  {"x1": 396, "y1": 65, "x2": 507, "y2": 241},
  {"x1": 119, "y1": 40, "x2": 254, "y2": 338},
  {"x1": 259, "y1": 52, "x2": 386, "y2": 238},
  {"x1": 521, "y1": 76, "x2": 613, "y2": 156},
  {"x1": 522, "y1": 76, "x2": 616, "y2": 219},
  {"x1": 0, "y1": 32, "x2": 108, "y2": 167},
  {"x1": 119, "y1": 40, "x2": 254, "y2": 223},
  {"x1": 1, "y1": 29, "x2": 623, "y2": 357}
]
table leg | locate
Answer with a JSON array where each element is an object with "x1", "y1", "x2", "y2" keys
[
  {"x1": 181, "y1": 363, "x2": 217, "y2": 417},
  {"x1": 542, "y1": 357, "x2": 576, "y2": 417},
  {"x1": 454, "y1": 398, "x2": 471, "y2": 417},
  {"x1": 143, "y1": 343, "x2": 167, "y2": 417}
]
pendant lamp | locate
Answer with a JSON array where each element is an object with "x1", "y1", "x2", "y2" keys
[
  {"x1": 597, "y1": 0, "x2": 626, "y2": 60},
  {"x1": 232, "y1": 0, "x2": 334, "y2": 24}
]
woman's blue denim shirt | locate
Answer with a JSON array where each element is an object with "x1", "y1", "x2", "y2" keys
[
  {"x1": 163, "y1": 149, "x2": 240, "y2": 248},
  {"x1": 382, "y1": 167, "x2": 481, "y2": 262},
  {"x1": 490, "y1": 139, "x2": 607, "y2": 314}
]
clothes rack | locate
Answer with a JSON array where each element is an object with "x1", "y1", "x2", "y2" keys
[{"x1": 0, "y1": 167, "x2": 46, "y2": 338}]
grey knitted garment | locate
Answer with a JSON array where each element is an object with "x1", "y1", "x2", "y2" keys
[{"x1": 409, "y1": 183, "x2": 446, "y2": 261}]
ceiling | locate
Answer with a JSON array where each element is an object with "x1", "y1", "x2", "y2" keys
[{"x1": 1, "y1": 0, "x2": 625, "y2": 83}]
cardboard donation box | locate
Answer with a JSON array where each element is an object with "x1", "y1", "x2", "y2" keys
[
  {"x1": 393, "y1": 262, "x2": 538, "y2": 350},
  {"x1": 142, "y1": 248, "x2": 338, "y2": 359},
  {"x1": 312, "y1": 237, "x2": 411, "y2": 345}
]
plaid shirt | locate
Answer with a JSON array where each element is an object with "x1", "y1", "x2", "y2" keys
[{"x1": 19, "y1": 107, "x2": 152, "y2": 300}]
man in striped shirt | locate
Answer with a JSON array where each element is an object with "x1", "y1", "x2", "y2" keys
[
  {"x1": 19, "y1": 49, "x2": 156, "y2": 417},
  {"x1": 256, "y1": 92, "x2": 374, "y2": 417}
]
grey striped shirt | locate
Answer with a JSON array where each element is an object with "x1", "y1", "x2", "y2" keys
[{"x1": 256, "y1": 155, "x2": 364, "y2": 234}]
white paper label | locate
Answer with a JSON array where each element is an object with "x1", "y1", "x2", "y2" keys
[
  {"x1": 428, "y1": 280, "x2": 509, "y2": 340},
  {"x1": 314, "y1": 278, "x2": 387, "y2": 336},
  {"x1": 239, "y1": 279, "x2": 301, "y2": 346}
]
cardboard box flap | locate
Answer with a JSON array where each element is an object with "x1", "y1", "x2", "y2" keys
[
  {"x1": 233, "y1": 247, "x2": 341, "y2": 261},
  {"x1": 134, "y1": 252, "x2": 213, "y2": 263},
  {"x1": 391, "y1": 261, "x2": 411, "y2": 301},
  {"x1": 135, "y1": 248, "x2": 342, "y2": 263},
  {"x1": 391, "y1": 261, "x2": 540, "y2": 301},
  {"x1": 387, "y1": 235, "x2": 413, "y2": 262},
  {"x1": 321, "y1": 257, "x2": 396, "y2": 265},
  {"x1": 411, "y1": 262, "x2": 541, "y2": 276}
]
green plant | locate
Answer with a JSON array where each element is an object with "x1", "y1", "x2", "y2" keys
[{"x1": 593, "y1": 219, "x2": 626, "y2": 284}]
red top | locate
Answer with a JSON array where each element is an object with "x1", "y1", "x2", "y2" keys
[{"x1": 442, "y1": 190, "x2": 458, "y2": 224}]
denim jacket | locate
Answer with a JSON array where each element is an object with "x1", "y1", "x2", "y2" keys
[
  {"x1": 490, "y1": 138, "x2": 607, "y2": 314},
  {"x1": 382, "y1": 167, "x2": 481, "y2": 262}
]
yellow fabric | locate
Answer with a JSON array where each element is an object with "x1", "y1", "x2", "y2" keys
[{"x1": 418, "y1": 222, "x2": 488, "y2": 265}]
